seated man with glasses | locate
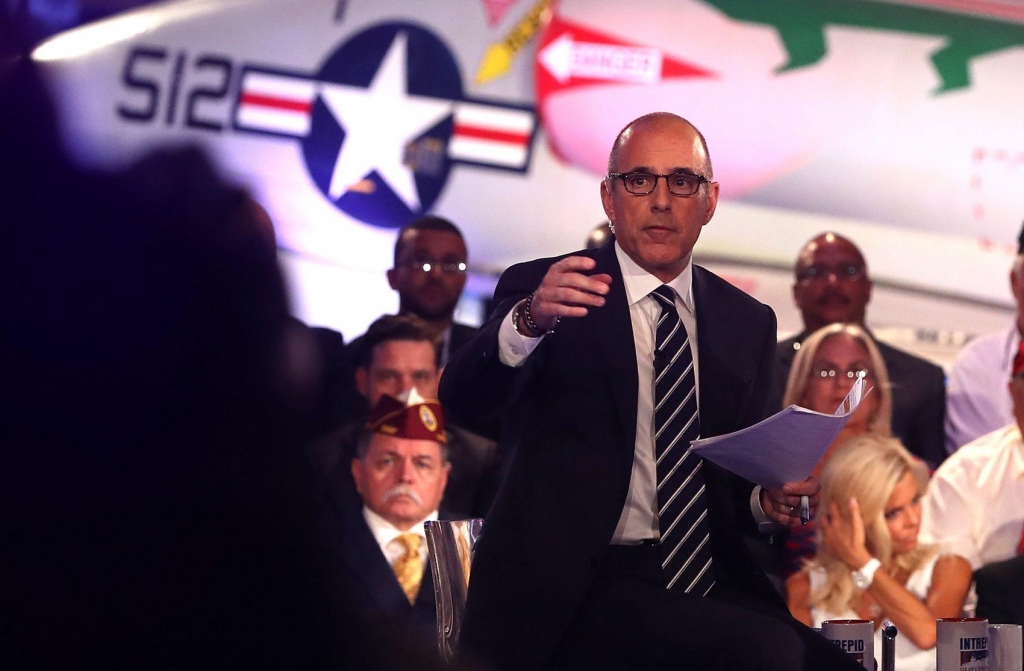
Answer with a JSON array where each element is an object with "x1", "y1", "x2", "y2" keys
[
  {"x1": 382, "y1": 216, "x2": 475, "y2": 368},
  {"x1": 770, "y1": 232, "x2": 946, "y2": 469}
]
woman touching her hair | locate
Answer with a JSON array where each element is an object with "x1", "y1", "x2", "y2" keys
[{"x1": 787, "y1": 435, "x2": 972, "y2": 671}]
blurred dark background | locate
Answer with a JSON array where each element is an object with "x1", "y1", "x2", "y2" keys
[{"x1": 5, "y1": 0, "x2": 157, "y2": 43}]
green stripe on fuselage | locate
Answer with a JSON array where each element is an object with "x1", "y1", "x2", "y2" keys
[{"x1": 702, "y1": 0, "x2": 1024, "y2": 92}]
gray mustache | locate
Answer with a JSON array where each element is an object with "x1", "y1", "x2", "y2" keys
[{"x1": 384, "y1": 485, "x2": 423, "y2": 506}]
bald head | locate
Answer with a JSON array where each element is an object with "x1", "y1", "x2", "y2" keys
[
  {"x1": 599, "y1": 112, "x2": 719, "y2": 283},
  {"x1": 607, "y1": 112, "x2": 713, "y2": 178},
  {"x1": 792, "y1": 232, "x2": 872, "y2": 333},
  {"x1": 795, "y1": 233, "x2": 866, "y2": 275}
]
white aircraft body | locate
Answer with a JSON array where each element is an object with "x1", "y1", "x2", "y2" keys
[{"x1": 31, "y1": 0, "x2": 1024, "y2": 342}]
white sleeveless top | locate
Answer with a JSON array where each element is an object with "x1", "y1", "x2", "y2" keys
[{"x1": 810, "y1": 554, "x2": 940, "y2": 671}]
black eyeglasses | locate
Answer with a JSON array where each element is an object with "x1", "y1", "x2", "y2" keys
[
  {"x1": 402, "y1": 259, "x2": 467, "y2": 274},
  {"x1": 797, "y1": 264, "x2": 865, "y2": 282},
  {"x1": 607, "y1": 171, "x2": 711, "y2": 197}
]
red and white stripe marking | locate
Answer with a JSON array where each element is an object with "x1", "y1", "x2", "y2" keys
[
  {"x1": 236, "y1": 71, "x2": 317, "y2": 137},
  {"x1": 449, "y1": 103, "x2": 534, "y2": 169},
  {"x1": 880, "y1": 0, "x2": 1024, "y2": 23}
]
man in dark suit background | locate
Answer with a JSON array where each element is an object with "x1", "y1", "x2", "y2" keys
[
  {"x1": 975, "y1": 554, "x2": 1024, "y2": 627},
  {"x1": 440, "y1": 113, "x2": 862, "y2": 671},
  {"x1": 770, "y1": 232, "x2": 946, "y2": 468},
  {"x1": 385, "y1": 215, "x2": 478, "y2": 367}
]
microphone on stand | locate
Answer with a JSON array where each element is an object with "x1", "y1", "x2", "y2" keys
[{"x1": 880, "y1": 621, "x2": 898, "y2": 671}]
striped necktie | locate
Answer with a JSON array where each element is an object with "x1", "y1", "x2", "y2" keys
[
  {"x1": 392, "y1": 533, "x2": 423, "y2": 604},
  {"x1": 651, "y1": 285, "x2": 715, "y2": 595}
]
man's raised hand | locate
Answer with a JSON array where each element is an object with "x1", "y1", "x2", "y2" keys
[{"x1": 526, "y1": 256, "x2": 613, "y2": 332}]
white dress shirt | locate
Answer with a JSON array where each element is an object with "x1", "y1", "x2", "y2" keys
[
  {"x1": 945, "y1": 325, "x2": 1019, "y2": 455},
  {"x1": 497, "y1": 243, "x2": 771, "y2": 544},
  {"x1": 609, "y1": 244, "x2": 699, "y2": 542},
  {"x1": 920, "y1": 424, "x2": 1024, "y2": 569},
  {"x1": 363, "y1": 506, "x2": 437, "y2": 569}
]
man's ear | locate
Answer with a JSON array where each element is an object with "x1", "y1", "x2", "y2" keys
[
  {"x1": 600, "y1": 179, "x2": 615, "y2": 224},
  {"x1": 702, "y1": 181, "x2": 719, "y2": 225},
  {"x1": 792, "y1": 282, "x2": 803, "y2": 311},
  {"x1": 386, "y1": 267, "x2": 398, "y2": 291}
]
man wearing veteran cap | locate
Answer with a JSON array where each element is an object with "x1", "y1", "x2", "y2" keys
[
  {"x1": 306, "y1": 314, "x2": 500, "y2": 518},
  {"x1": 921, "y1": 342, "x2": 1024, "y2": 573},
  {"x1": 333, "y1": 388, "x2": 451, "y2": 636}
]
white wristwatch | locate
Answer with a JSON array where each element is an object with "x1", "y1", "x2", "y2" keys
[{"x1": 852, "y1": 558, "x2": 881, "y2": 590}]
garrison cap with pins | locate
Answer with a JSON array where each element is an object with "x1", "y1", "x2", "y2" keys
[{"x1": 364, "y1": 387, "x2": 446, "y2": 443}]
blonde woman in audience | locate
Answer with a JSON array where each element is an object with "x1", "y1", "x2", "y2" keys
[
  {"x1": 783, "y1": 323, "x2": 893, "y2": 463},
  {"x1": 779, "y1": 323, "x2": 893, "y2": 575},
  {"x1": 788, "y1": 436, "x2": 973, "y2": 671}
]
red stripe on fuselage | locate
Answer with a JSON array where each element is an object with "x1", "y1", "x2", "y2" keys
[
  {"x1": 240, "y1": 92, "x2": 311, "y2": 114},
  {"x1": 452, "y1": 123, "x2": 529, "y2": 145}
]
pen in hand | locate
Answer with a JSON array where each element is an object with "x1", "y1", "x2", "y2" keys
[{"x1": 799, "y1": 495, "x2": 810, "y2": 525}]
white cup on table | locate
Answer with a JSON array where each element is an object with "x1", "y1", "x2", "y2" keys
[{"x1": 937, "y1": 617, "x2": 990, "y2": 671}]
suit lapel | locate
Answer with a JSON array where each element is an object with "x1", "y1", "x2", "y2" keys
[
  {"x1": 339, "y1": 505, "x2": 414, "y2": 617},
  {"x1": 692, "y1": 267, "x2": 742, "y2": 439},
  {"x1": 587, "y1": 243, "x2": 639, "y2": 451}
]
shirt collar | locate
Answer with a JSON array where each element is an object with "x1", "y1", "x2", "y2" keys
[
  {"x1": 362, "y1": 505, "x2": 438, "y2": 550},
  {"x1": 614, "y1": 241, "x2": 694, "y2": 315}
]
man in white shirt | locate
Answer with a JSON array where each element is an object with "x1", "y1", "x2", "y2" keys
[
  {"x1": 922, "y1": 349, "x2": 1024, "y2": 570},
  {"x1": 945, "y1": 225, "x2": 1024, "y2": 455},
  {"x1": 329, "y1": 389, "x2": 451, "y2": 638}
]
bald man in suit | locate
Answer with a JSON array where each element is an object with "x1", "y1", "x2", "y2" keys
[{"x1": 441, "y1": 113, "x2": 862, "y2": 671}]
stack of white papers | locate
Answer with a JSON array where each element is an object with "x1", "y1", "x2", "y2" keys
[{"x1": 689, "y1": 377, "x2": 869, "y2": 489}]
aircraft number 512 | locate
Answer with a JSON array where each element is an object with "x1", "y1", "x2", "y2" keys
[{"x1": 118, "y1": 46, "x2": 234, "y2": 131}]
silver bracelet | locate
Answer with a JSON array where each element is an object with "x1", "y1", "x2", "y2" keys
[
  {"x1": 511, "y1": 300, "x2": 531, "y2": 337},
  {"x1": 523, "y1": 292, "x2": 557, "y2": 335}
]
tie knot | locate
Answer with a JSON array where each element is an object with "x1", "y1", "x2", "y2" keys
[
  {"x1": 397, "y1": 533, "x2": 421, "y2": 555},
  {"x1": 652, "y1": 285, "x2": 675, "y2": 306}
]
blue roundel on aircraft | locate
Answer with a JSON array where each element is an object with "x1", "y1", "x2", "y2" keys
[{"x1": 301, "y1": 22, "x2": 463, "y2": 229}]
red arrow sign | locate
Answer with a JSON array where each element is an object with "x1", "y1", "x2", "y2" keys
[{"x1": 535, "y1": 14, "x2": 715, "y2": 96}]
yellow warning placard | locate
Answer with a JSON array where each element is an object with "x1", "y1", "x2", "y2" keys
[{"x1": 475, "y1": 0, "x2": 552, "y2": 86}]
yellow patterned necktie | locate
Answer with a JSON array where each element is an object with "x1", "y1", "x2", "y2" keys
[{"x1": 392, "y1": 533, "x2": 423, "y2": 604}]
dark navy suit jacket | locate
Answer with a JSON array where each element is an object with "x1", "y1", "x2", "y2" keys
[
  {"x1": 325, "y1": 486, "x2": 438, "y2": 637},
  {"x1": 439, "y1": 242, "x2": 782, "y2": 671}
]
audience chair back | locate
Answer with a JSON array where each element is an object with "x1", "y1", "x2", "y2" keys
[{"x1": 424, "y1": 518, "x2": 484, "y2": 662}]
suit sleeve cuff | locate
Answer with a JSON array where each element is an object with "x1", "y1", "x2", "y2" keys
[{"x1": 750, "y1": 486, "x2": 783, "y2": 534}]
